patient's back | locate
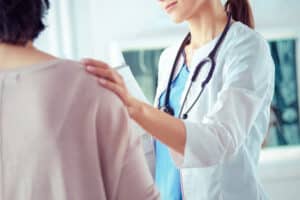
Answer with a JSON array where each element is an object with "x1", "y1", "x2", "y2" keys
[{"x1": 0, "y1": 59, "x2": 159, "y2": 200}]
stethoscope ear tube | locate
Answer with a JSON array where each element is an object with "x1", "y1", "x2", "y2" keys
[
  {"x1": 159, "y1": 105, "x2": 175, "y2": 116},
  {"x1": 179, "y1": 86, "x2": 206, "y2": 119},
  {"x1": 191, "y1": 58, "x2": 212, "y2": 82},
  {"x1": 201, "y1": 58, "x2": 216, "y2": 88}
]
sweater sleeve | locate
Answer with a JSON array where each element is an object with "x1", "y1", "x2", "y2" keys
[{"x1": 96, "y1": 89, "x2": 160, "y2": 199}]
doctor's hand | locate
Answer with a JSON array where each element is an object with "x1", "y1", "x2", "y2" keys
[
  {"x1": 81, "y1": 58, "x2": 141, "y2": 116},
  {"x1": 82, "y1": 58, "x2": 186, "y2": 155}
]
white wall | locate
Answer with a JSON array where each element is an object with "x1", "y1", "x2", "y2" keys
[
  {"x1": 35, "y1": 1, "x2": 93, "y2": 59},
  {"x1": 259, "y1": 146, "x2": 300, "y2": 200},
  {"x1": 36, "y1": 0, "x2": 300, "y2": 60},
  {"x1": 36, "y1": 0, "x2": 165, "y2": 61}
]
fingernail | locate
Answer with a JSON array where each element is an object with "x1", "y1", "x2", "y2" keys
[
  {"x1": 98, "y1": 78, "x2": 106, "y2": 85},
  {"x1": 86, "y1": 66, "x2": 94, "y2": 71},
  {"x1": 80, "y1": 59, "x2": 88, "y2": 65}
]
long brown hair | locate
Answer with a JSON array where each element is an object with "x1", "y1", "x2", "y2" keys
[{"x1": 224, "y1": 0, "x2": 255, "y2": 29}]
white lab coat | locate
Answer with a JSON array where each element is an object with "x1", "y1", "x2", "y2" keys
[{"x1": 144, "y1": 22, "x2": 275, "y2": 200}]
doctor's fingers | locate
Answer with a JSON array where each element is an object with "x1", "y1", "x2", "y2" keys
[
  {"x1": 82, "y1": 58, "x2": 125, "y2": 85},
  {"x1": 81, "y1": 58, "x2": 110, "y2": 69},
  {"x1": 98, "y1": 78, "x2": 129, "y2": 106},
  {"x1": 86, "y1": 67, "x2": 124, "y2": 85}
]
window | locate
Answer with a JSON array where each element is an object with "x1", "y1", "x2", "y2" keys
[
  {"x1": 123, "y1": 49, "x2": 163, "y2": 103},
  {"x1": 266, "y1": 39, "x2": 300, "y2": 147}
]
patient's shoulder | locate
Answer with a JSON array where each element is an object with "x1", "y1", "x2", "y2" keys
[
  {"x1": 48, "y1": 59, "x2": 124, "y2": 107},
  {"x1": 48, "y1": 59, "x2": 101, "y2": 89},
  {"x1": 48, "y1": 59, "x2": 86, "y2": 77}
]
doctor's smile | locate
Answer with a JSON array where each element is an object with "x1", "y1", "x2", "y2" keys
[{"x1": 164, "y1": 1, "x2": 178, "y2": 12}]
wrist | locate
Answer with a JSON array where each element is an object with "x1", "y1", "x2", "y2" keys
[{"x1": 127, "y1": 97, "x2": 145, "y2": 119}]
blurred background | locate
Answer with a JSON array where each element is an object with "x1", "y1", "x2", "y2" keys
[{"x1": 35, "y1": 0, "x2": 300, "y2": 199}]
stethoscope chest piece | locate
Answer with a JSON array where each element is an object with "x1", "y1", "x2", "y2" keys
[{"x1": 159, "y1": 105, "x2": 175, "y2": 116}]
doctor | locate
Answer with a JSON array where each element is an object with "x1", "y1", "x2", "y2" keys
[{"x1": 83, "y1": 0, "x2": 274, "y2": 199}]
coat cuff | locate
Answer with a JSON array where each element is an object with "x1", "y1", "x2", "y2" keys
[
  {"x1": 170, "y1": 120, "x2": 202, "y2": 168},
  {"x1": 170, "y1": 119, "x2": 228, "y2": 168}
]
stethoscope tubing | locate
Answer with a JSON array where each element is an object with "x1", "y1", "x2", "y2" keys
[{"x1": 161, "y1": 12, "x2": 233, "y2": 119}]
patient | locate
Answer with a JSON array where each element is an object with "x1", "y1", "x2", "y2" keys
[{"x1": 0, "y1": 0, "x2": 159, "y2": 199}]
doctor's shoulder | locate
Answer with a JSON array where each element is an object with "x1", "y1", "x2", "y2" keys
[
  {"x1": 228, "y1": 22, "x2": 272, "y2": 61},
  {"x1": 222, "y1": 22, "x2": 274, "y2": 77}
]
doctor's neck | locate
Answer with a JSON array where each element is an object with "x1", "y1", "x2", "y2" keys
[
  {"x1": 186, "y1": 0, "x2": 227, "y2": 50},
  {"x1": 186, "y1": 0, "x2": 254, "y2": 50}
]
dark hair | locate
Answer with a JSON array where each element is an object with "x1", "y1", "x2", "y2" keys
[
  {"x1": 0, "y1": 0, "x2": 50, "y2": 45},
  {"x1": 225, "y1": 0, "x2": 255, "y2": 29}
]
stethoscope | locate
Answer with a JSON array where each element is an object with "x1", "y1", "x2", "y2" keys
[{"x1": 159, "y1": 12, "x2": 232, "y2": 119}]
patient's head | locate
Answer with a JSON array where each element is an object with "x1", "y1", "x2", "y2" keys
[{"x1": 0, "y1": 0, "x2": 50, "y2": 45}]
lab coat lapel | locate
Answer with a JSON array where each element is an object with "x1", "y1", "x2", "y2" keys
[{"x1": 155, "y1": 46, "x2": 185, "y2": 107}]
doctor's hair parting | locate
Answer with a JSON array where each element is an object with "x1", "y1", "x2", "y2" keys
[
  {"x1": 225, "y1": 0, "x2": 255, "y2": 29},
  {"x1": 0, "y1": 0, "x2": 50, "y2": 45}
]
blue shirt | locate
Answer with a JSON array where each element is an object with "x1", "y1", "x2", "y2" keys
[{"x1": 155, "y1": 64, "x2": 190, "y2": 200}]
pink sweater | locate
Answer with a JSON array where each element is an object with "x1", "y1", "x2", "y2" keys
[{"x1": 0, "y1": 59, "x2": 159, "y2": 200}]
